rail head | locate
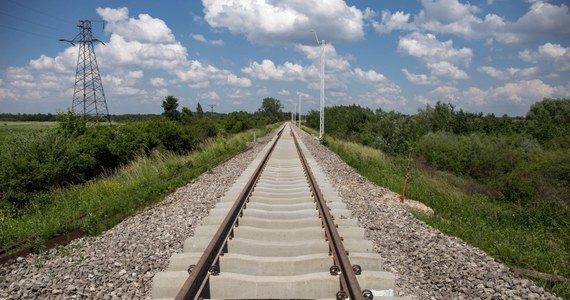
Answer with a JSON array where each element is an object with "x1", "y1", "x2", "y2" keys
[
  {"x1": 174, "y1": 124, "x2": 286, "y2": 300},
  {"x1": 290, "y1": 127, "x2": 364, "y2": 300}
]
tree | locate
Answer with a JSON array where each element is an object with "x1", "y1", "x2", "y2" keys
[
  {"x1": 162, "y1": 95, "x2": 180, "y2": 121},
  {"x1": 257, "y1": 97, "x2": 283, "y2": 121},
  {"x1": 527, "y1": 98, "x2": 570, "y2": 148},
  {"x1": 196, "y1": 102, "x2": 204, "y2": 119},
  {"x1": 56, "y1": 109, "x2": 87, "y2": 137},
  {"x1": 181, "y1": 107, "x2": 193, "y2": 123}
]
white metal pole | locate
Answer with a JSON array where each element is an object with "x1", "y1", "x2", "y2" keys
[
  {"x1": 298, "y1": 93, "x2": 301, "y2": 127},
  {"x1": 319, "y1": 40, "x2": 325, "y2": 139},
  {"x1": 293, "y1": 103, "x2": 297, "y2": 124}
]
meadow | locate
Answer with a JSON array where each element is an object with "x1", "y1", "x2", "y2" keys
[{"x1": 0, "y1": 121, "x2": 57, "y2": 141}]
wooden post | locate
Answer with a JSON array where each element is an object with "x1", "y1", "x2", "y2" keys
[{"x1": 399, "y1": 153, "x2": 412, "y2": 202}]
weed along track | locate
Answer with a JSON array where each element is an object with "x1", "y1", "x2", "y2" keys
[{"x1": 152, "y1": 123, "x2": 406, "y2": 300}]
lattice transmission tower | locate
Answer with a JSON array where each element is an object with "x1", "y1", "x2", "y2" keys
[{"x1": 60, "y1": 20, "x2": 110, "y2": 124}]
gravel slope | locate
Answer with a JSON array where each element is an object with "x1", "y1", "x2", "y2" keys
[
  {"x1": 0, "y1": 126, "x2": 562, "y2": 300},
  {"x1": 295, "y1": 126, "x2": 561, "y2": 300}
]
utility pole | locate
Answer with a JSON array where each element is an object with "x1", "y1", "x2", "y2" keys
[
  {"x1": 298, "y1": 93, "x2": 302, "y2": 127},
  {"x1": 208, "y1": 104, "x2": 216, "y2": 114},
  {"x1": 312, "y1": 30, "x2": 325, "y2": 139},
  {"x1": 293, "y1": 103, "x2": 297, "y2": 124},
  {"x1": 60, "y1": 20, "x2": 110, "y2": 124}
]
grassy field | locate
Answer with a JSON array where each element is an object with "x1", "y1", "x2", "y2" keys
[
  {"x1": 0, "y1": 124, "x2": 278, "y2": 256},
  {"x1": 305, "y1": 129, "x2": 569, "y2": 299},
  {"x1": 0, "y1": 121, "x2": 57, "y2": 141}
]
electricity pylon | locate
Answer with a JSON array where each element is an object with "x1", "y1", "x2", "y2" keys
[{"x1": 60, "y1": 20, "x2": 110, "y2": 124}]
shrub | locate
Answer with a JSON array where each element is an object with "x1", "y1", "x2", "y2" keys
[{"x1": 0, "y1": 130, "x2": 95, "y2": 208}]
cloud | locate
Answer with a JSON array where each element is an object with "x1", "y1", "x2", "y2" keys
[
  {"x1": 200, "y1": 91, "x2": 220, "y2": 100},
  {"x1": 241, "y1": 59, "x2": 304, "y2": 81},
  {"x1": 373, "y1": 10, "x2": 413, "y2": 33},
  {"x1": 149, "y1": 77, "x2": 167, "y2": 87},
  {"x1": 354, "y1": 68, "x2": 386, "y2": 83},
  {"x1": 371, "y1": 0, "x2": 570, "y2": 44},
  {"x1": 419, "y1": 79, "x2": 570, "y2": 110},
  {"x1": 402, "y1": 69, "x2": 438, "y2": 85},
  {"x1": 191, "y1": 34, "x2": 224, "y2": 46},
  {"x1": 492, "y1": 79, "x2": 556, "y2": 104},
  {"x1": 498, "y1": 1, "x2": 570, "y2": 43},
  {"x1": 294, "y1": 44, "x2": 352, "y2": 73},
  {"x1": 478, "y1": 66, "x2": 539, "y2": 80},
  {"x1": 202, "y1": 0, "x2": 364, "y2": 44},
  {"x1": 398, "y1": 32, "x2": 472, "y2": 66},
  {"x1": 227, "y1": 74, "x2": 252, "y2": 87},
  {"x1": 0, "y1": 7, "x2": 255, "y2": 113},
  {"x1": 519, "y1": 43, "x2": 570, "y2": 72},
  {"x1": 97, "y1": 7, "x2": 176, "y2": 43},
  {"x1": 427, "y1": 61, "x2": 469, "y2": 80},
  {"x1": 398, "y1": 32, "x2": 471, "y2": 82}
]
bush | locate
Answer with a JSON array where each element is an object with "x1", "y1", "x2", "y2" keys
[
  {"x1": 0, "y1": 130, "x2": 95, "y2": 208},
  {"x1": 415, "y1": 132, "x2": 541, "y2": 183}
]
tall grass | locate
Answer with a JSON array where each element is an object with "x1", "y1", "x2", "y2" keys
[
  {"x1": 318, "y1": 134, "x2": 570, "y2": 299},
  {"x1": 0, "y1": 127, "x2": 274, "y2": 254}
]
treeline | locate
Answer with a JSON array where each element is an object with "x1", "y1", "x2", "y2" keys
[
  {"x1": 0, "y1": 96, "x2": 288, "y2": 213},
  {"x1": 306, "y1": 98, "x2": 569, "y2": 229},
  {"x1": 0, "y1": 113, "x2": 164, "y2": 122}
]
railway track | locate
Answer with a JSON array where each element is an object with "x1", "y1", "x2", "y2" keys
[{"x1": 152, "y1": 123, "x2": 407, "y2": 300}]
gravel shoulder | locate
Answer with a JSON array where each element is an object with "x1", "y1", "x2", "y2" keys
[
  {"x1": 295, "y1": 126, "x2": 561, "y2": 300},
  {"x1": 0, "y1": 126, "x2": 562, "y2": 300}
]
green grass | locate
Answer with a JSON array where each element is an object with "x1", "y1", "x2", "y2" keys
[
  {"x1": 0, "y1": 121, "x2": 57, "y2": 141},
  {"x1": 0, "y1": 125, "x2": 277, "y2": 254},
  {"x1": 313, "y1": 132, "x2": 570, "y2": 299}
]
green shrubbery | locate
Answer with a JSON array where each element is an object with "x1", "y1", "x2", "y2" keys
[
  {"x1": 305, "y1": 98, "x2": 570, "y2": 296},
  {"x1": 0, "y1": 102, "x2": 284, "y2": 212}
]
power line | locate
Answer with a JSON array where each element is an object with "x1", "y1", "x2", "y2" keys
[
  {"x1": 0, "y1": 10, "x2": 69, "y2": 33},
  {"x1": 0, "y1": 23, "x2": 56, "y2": 40},
  {"x1": 6, "y1": 0, "x2": 74, "y2": 26}
]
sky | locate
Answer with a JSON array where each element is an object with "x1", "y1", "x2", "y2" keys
[{"x1": 0, "y1": 0, "x2": 569, "y2": 116}]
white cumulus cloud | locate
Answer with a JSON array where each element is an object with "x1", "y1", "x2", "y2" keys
[{"x1": 202, "y1": 0, "x2": 364, "y2": 44}]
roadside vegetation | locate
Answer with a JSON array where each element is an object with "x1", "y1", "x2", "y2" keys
[
  {"x1": 0, "y1": 96, "x2": 287, "y2": 255},
  {"x1": 305, "y1": 98, "x2": 570, "y2": 298}
]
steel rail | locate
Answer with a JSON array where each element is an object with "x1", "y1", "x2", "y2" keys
[
  {"x1": 291, "y1": 128, "x2": 364, "y2": 300},
  {"x1": 174, "y1": 125, "x2": 286, "y2": 300}
]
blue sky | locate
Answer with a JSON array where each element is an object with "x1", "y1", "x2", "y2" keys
[{"x1": 1, "y1": 0, "x2": 569, "y2": 116}]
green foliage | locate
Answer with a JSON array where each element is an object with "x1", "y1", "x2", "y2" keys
[
  {"x1": 56, "y1": 110, "x2": 86, "y2": 137},
  {"x1": 225, "y1": 111, "x2": 252, "y2": 133},
  {"x1": 196, "y1": 102, "x2": 204, "y2": 118},
  {"x1": 305, "y1": 98, "x2": 570, "y2": 298},
  {"x1": 0, "y1": 127, "x2": 269, "y2": 256},
  {"x1": 181, "y1": 107, "x2": 193, "y2": 123},
  {"x1": 257, "y1": 97, "x2": 284, "y2": 122},
  {"x1": 0, "y1": 113, "x2": 57, "y2": 122},
  {"x1": 415, "y1": 132, "x2": 541, "y2": 185},
  {"x1": 320, "y1": 136, "x2": 570, "y2": 299},
  {"x1": 161, "y1": 95, "x2": 181, "y2": 121},
  {"x1": 0, "y1": 130, "x2": 95, "y2": 208},
  {"x1": 527, "y1": 98, "x2": 570, "y2": 148}
]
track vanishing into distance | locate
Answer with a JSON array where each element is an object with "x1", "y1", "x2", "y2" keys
[{"x1": 152, "y1": 123, "x2": 409, "y2": 300}]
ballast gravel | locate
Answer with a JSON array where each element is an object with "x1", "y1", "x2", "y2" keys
[
  {"x1": 295, "y1": 127, "x2": 561, "y2": 300},
  {"x1": 0, "y1": 126, "x2": 563, "y2": 300}
]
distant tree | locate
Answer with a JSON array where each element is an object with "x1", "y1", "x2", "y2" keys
[
  {"x1": 526, "y1": 98, "x2": 570, "y2": 148},
  {"x1": 258, "y1": 97, "x2": 283, "y2": 120},
  {"x1": 181, "y1": 107, "x2": 192, "y2": 123},
  {"x1": 162, "y1": 95, "x2": 180, "y2": 121},
  {"x1": 56, "y1": 109, "x2": 86, "y2": 137},
  {"x1": 196, "y1": 102, "x2": 204, "y2": 119}
]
